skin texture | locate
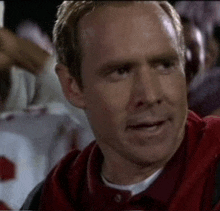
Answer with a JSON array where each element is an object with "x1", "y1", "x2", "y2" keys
[{"x1": 57, "y1": 2, "x2": 188, "y2": 185}]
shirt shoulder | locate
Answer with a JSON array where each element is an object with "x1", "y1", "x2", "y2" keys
[
  {"x1": 187, "y1": 111, "x2": 220, "y2": 157},
  {"x1": 188, "y1": 110, "x2": 220, "y2": 133}
]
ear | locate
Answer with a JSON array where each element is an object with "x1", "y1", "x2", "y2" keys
[{"x1": 55, "y1": 63, "x2": 86, "y2": 109}]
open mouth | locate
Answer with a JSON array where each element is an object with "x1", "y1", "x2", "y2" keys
[{"x1": 127, "y1": 121, "x2": 166, "y2": 132}]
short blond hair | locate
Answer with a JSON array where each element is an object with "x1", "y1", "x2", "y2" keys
[{"x1": 53, "y1": 1, "x2": 185, "y2": 88}]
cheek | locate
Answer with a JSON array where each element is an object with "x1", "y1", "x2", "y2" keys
[
  {"x1": 161, "y1": 74, "x2": 188, "y2": 131},
  {"x1": 84, "y1": 82, "x2": 130, "y2": 125},
  {"x1": 161, "y1": 73, "x2": 187, "y2": 105}
]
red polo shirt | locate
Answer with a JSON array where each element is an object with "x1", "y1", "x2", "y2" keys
[{"x1": 40, "y1": 112, "x2": 220, "y2": 211}]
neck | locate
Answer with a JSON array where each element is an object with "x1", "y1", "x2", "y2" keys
[{"x1": 101, "y1": 147, "x2": 165, "y2": 185}]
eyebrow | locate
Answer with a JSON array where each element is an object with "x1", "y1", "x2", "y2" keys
[
  {"x1": 96, "y1": 51, "x2": 180, "y2": 74},
  {"x1": 146, "y1": 52, "x2": 180, "y2": 64},
  {"x1": 148, "y1": 50, "x2": 180, "y2": 60},
  {"x1": 96, "y1": 60, "x2": 138, "y2": 75}
]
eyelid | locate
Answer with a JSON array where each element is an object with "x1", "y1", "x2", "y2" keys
[
  {"x1": 104, "y1": 64, "x2": 134, "y2": 81},
  {"x1": 100, "y1": 63, "x2": 133, "y2": 76},
  {"x1": 152, "y1": 58, "x2": 176, "y2": 64},
  {"x1": 148, "y1": 54, "x2": 179, "y2": 64},
  {"x1": 152, "y1": 58, "x2": 178, "y2": 68},
  {"x1": 151, "y1": 59, "x2": 178, "y2": 75}
]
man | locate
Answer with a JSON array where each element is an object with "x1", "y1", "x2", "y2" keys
[{"x1": 22, "y1": 1, "x2": 220, "y2": 210}]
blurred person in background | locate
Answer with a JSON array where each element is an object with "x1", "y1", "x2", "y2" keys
[
  {"x1": 0, "y1": 2, "x2": 94, "y2": 210},
  {"x1": 175, "y1": 1, "x2": 220, "y2": 117},
  {"x1": 0, "y1": 1, "x2": 94, "y2": 147},
  {"x1": 175, "y1": 1, "x2": 219, "y2": 87},
  {"x1": 0, "y1": 103, "x2": 82, "y2": 210}
]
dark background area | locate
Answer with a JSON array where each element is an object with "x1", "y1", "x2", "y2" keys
[
  {"x1": 3, "y1": 1, "x2": 177, "y2": 40},
  {"x1": 4, "y1": 1, "x2": 63, "y2": 39}
]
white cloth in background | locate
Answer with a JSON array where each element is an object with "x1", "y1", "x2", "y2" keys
[
  {"x1": 0, "y1": 1, "x2": 94, "y2": 147},
  {"x1": 4, "y1": 56, "x2": 95, "y2": 149},
  {"x1": 0, "y1": 3, "x2": 94, "y2": 209},
  {"x1": 0, "y1": 103, "x2": 84, "y2": 210},
  {"x1": 4, "y1": 56, "x2": 61, "y2": 111}
]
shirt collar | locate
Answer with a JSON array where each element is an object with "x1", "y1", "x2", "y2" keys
[{"x1": 86, "y1": 135, "x2": 187, "y2": 207}]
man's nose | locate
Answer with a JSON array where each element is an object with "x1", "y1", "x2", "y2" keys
[{"x1": 131, "y1": 66, "x2": 163, "y2": 108}]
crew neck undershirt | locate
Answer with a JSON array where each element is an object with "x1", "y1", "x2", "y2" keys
[{"x1": 101, "y1": 168, "x2": 163, "y2": 196}]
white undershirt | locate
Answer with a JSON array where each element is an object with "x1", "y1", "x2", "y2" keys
[{"x1": 101, "y1": 168, "x2": 163, "y2": 196}]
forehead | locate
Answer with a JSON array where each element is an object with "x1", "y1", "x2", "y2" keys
[
  {"x1": 78, "y1": 2, "x2": 179, "y2": 67},
  {"x1": 79, "y1": 2, "x2": 176, "y2": 39}
]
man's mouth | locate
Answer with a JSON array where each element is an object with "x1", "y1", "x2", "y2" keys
[
  {"x1": 126, "y1": 119, "x2": 167, "y2": 132},
  {"x1": 126, "y1": 116, "x2": 168, "y2": 132}
]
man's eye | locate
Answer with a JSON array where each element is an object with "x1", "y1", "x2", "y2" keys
[
  {"x1": 107, "y1": 65, "x2": 131, "y2": 81},
  {"x1": 115, "y1": 66, "x2": 130, "y2": 74},
  {"x1": 156, "y1": 61, "x2": 176, "y2": 74}
]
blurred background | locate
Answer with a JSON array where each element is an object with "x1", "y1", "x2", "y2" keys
[
  {"x1": 4, "y1": 1, "x2": 63, "y2": 40},
  {"x1": 3, "y1": 1, "x2": 177, "y2": 41}
]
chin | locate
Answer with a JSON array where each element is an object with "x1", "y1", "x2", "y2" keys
[{"x1": 124, "y1": 133, "x2": 184, "y2": 167}]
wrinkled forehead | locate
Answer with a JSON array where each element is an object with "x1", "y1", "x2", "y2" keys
[
  {"x1": 78, "y1": 1, "x2": 178, "y2": 45},
  {"x1": 80, "y1": 1, "x2": 173, "y2": 25}
]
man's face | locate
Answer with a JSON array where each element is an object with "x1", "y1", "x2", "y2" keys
[{"x1": 77, "y1": 2, "x2": 188, "y2": 166}]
